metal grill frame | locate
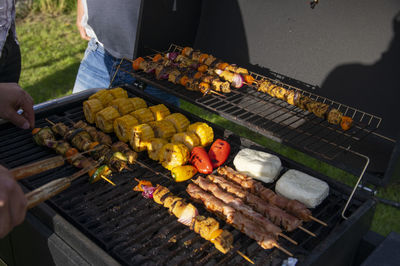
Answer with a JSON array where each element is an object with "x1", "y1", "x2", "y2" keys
[{"x1": 0, "y1": 87, "x2": 376, "y2": 265}]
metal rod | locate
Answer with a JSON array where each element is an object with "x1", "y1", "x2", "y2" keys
[{"x1": 341, "y1": 149, "x2": 370, "y2": 220}]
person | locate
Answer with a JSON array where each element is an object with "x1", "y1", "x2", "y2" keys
[
  {"x1": 73, "y1": 0, "x2": 179, "y2": 106},
  {"x1": 0, "y1": 0, "x2": 35, "y2": 238}
]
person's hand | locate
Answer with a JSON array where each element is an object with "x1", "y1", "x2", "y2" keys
[
  {"x1": 0, "y1": 165, "x2": 27, "y2": 238},
  {"x1": 77, "y1": 0, "x2": 90, "y2": 41},
  {"x1": 0, "y1": 83, "x2": 34, "y2": 129}
]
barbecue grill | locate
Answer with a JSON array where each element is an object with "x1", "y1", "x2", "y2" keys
[
  {"x1": 1, "y1": 1, "x2": 399, "y2": 265},
  {"x1": 0, "y1": 87, "x2": 375, "y2": 265}
]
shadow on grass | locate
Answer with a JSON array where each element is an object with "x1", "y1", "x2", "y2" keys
[{"x1": 24, "y1": 62, "x2": 80, "y2": 104}]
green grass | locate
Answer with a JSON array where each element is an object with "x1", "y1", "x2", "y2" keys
[
  {"x1": 16, "y1": 11, "x2": 400, "y2": 237},
  {"x1": 17, "y1": 13, "x2": 86, "y2": 104}
]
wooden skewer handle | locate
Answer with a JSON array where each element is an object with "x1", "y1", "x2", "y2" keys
[
  {"x1": 25, "y1": 164, "x2": 98, "y2": 209},
  {"x1": 11, "y1": 156, "x2": 65, "y2": 180},
  {"x1": 26, "y1": 178, "x2": 71, "y2": 209}
]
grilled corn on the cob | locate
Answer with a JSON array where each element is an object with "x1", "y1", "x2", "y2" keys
[
  {"x1": 147, "y1": 138, "x2": 168, "y2": 161},
  {"x1": 158, "y1": 142, "x2": 190, "y2": 170},
  {"x1": 109, "y1": 87, "x2": 128, "y2": 99},
  {"x1": 130, "y1": 123, "x2": 155, "y2": 152},
  {"x1": 110, "y1": 98, "x2": 135, "y2": 115},
  {"x1": 83, "y1": 99, "x2": 104, "y2": 124},
  {"x1": 130, "y1": 108, "x2": 155, "y2": 124},
  {"x1": 149, "y1": 104, "x2": 170, "y2": 121},
  {"x1": 164, "y1": 113, "x2": 190, "y2": 132},
  {"x1": 89, "y1": 89, "x2": 114, "y2": 106},
  {"x1": 95, "y1": 106, "x2": 121, "y2": 133},
  {"x1": 113, "y1": 114, "x2": 139, "y2": 142},
  {"x1": 187, "y1": 122, "x2": 214, "y2": 147},
  {"x1": 129, "y1": 97, "x2": 147, "y2": 110},
  {"x1": 148, "y1": 120, "x2": 176, "y2": 140},
  {"x1": 171, "y1": 132, "x2": 200, "y2": 151}
]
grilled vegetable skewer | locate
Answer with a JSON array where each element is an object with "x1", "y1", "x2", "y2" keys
[
  {"x1": 146, "y1": 47, "x2": 353, "y2": 131},
  {"x1": 32, "y1": 127, "x2": 105, "y2": 182},
  {"x1": 134, "y1": 181, "x2": 234, "y2": 254}
]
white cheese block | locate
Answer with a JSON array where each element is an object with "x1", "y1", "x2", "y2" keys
[
  {"x1": 275, "y1": 169, "x2": 329, "y2": 208},
  {"x1": 233, "y1": 148, "x2": 282, "y2": 183}
]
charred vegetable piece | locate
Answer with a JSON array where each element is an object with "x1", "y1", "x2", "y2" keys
[
  {"x1": 152, "y1": 53, "x2": 163, "y2": 62},
  {"x1": 190, "y1": 146, "x2": 213, "y2": 174},
  {"x1": 65, "y1": 148, "x2": 79, "y2": 164},
  {"x1": 171, "y1": 165, "x2": 198, "y2": 182},
  {"x1": 89, "y1": 165, "x2": 112, "y2": 183},
  {"x1": 33, "y1": 127, "x2": 55, "y2": 146},
  {"x1": 133, "y1": 57, "x2": 145, "y2": 71},
  {"x1": 340, "y1": 116, "x2": 353, "y2": 131},
  {"x1": 208, "y1": 139, "x2": 231, "y2": 168},
  {"x1": 108, "y1": 152, "x2": 128, "y2": 172}
]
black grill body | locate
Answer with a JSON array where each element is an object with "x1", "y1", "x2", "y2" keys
[{"x1": 0, "y1": 86, "x2": 375, "y2": 266}]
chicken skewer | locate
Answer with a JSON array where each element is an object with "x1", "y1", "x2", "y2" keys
[
  {"x1": 186, "y1": 183, "x2": 293, "y2": 256},
  {"x1": 133, "y1": 56, "x2": 227, "y2": 96},
  {"x1": 218, "y1": 166, "x2": 327, "y2": 226},
  {"x1": 206, "y1": 174, "x2": 316, "y2": 237},
  {"x1": 192, "y1": 176, "x2": 298, "y2": 245},
  {"x1": 172, "y1": 47, "x2": 353, "y2": 131}
]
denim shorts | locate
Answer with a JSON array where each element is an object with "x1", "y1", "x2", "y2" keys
[{"x1": 73, "y1": 39, "x2": 179, "y2": 106}]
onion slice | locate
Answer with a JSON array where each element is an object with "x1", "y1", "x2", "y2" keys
[
  {"x1": 167, "y1": 52, "x2": 179, "y2": 61},
  {"x1": 231, "y1": 73, "x2": 244, "y2": 88},
  {"x1": 177, "y1": 204, "x2": 198, "y2": 226}
]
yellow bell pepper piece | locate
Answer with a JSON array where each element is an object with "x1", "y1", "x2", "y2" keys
[{"x1": 171, "y1": 165, "x2": 198, "y2": 182}]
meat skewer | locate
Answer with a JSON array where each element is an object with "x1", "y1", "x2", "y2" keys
[
  {"x1": 42, "y1": 120, "x2": 132, "y2": 185},
  {"x1": 192, "y1": 176, "x2": 298, "y2": 245},
  {"x1": 186, "y1": 183, "x2": 293, "y2": 256},
  {"x1": 218, "y1": 166, "x2": 327, "y2": 226},
  {"x1": 167, "y1": 47, "x2": 353, "y2": 131},
  {"x1": 134, "y1": 181, "x2": 256, "y2": 263},
  {"x1": 133, "y1": 56, "x2": 228, "y2": 96},
  {"x1": 206, "y1": 174, "x2": 316, "y2": 237}
]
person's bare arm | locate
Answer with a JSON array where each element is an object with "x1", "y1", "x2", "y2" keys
[
  {"x1": 77, "y1": 0, "x2": 90, "y2": 41},
  {"x1": 0, "y1": 165, "x2": 27, "y2": 238},
  {"x1": 0, "y1": 83, "x2": 34, "y2": 129}
]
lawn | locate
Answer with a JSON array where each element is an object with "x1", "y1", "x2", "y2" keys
[
  {"x1": 17, "y1": 13, "x2": 87, "y2": 103},
  {"x1": 16, "y1": 11, "x2": 400, "y2": 237}
]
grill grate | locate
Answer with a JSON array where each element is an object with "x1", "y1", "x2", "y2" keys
[
  {"x1": 127, "y1": 44, "x2": 382, "y2": 161},
  {"x1": 0, "y1": 88, "x2": 365, "y2": 265}
]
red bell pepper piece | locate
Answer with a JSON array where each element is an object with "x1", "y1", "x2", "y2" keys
[
  {"x1": 208, "y1": 139, "x2": 231, "y2": 168},
  {"x1": 190, "y1": 146, "x2": 213, "y2": 174}
]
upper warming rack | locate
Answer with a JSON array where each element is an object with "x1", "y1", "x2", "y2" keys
[{"x1": 121, "y1": 44, "x2": 383, "y2": 163}]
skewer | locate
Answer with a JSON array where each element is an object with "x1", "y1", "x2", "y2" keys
[
  {"x1": 274, "y1": 243, "x2": 293, "y2": 257},
  {"x1": 278, "y1": 233, "x2": 298, "y2": 245},
  {"x1": 299, "y1": 226, "x2": 317, "y2": 237},
  {"x1": 101, "y1": 174, "x2": 116, "y2": 186},
  {"x1": 205, "y1": 90, "x2": 226, "y2": 97},
  {"x1": 309, "y1": 215, "x2": 328, "y2": 227},
  {"x1": 236, "y1": 250, "x2": 255, "y2": 264},
  {"x1": 45, "y1": 118, "x2": 56, "y2": 125}
]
